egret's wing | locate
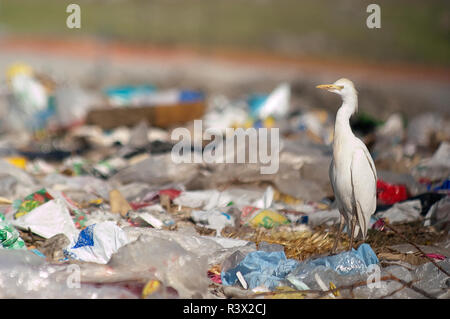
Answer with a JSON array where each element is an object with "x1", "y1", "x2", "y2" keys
[
  {"x1": 329, "y1": 158, "x2": 342, "y2": 212},
  {"x1": 350, "y1": 147, "x2": 377, "y2": 239},
  {"x1": 357, "y1": 140, "x2": 377, "y2": 181},
  {"x1": 329, "y1": 158, "x2": 335, "y2": 194}
]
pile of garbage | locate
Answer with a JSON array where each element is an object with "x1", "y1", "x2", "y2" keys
[{"x1": 0, "y1": 63, "x2": 448, "y2": 299}]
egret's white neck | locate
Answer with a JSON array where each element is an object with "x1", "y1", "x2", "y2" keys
[{"x1": 334, "y1": 91, "x2": 358, "y2": 142}]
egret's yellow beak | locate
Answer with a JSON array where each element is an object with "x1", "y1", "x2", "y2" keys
[{"x1": 316, "y1": 84, "x2": 343, "y2": 91}]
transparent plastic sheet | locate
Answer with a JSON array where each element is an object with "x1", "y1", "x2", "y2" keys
[
  {"x1": 406, "y1": 113, "x2": 446, "y2": 148},
  {"x1": 193, "y1": 163, "x2": 331, "y2": 203},
  {"x1": 307, "y1": 208, "x2": 341, "y2": 227},
  {"x1": 424, "y1": 195, "x2": 450, "y2": 232},
  {"x1": 184, "y1": 138, "x2": 333, "y2": 202},
  {"x1": 286, "y1": 244, "x2": 378, "y2": 296},
  {"x1": 117, "y1": 182, "x2": 153, "y2": 202},
  {"x1": 377, "y1": 200, "x2": 422, "y2": 224},
  {"x1": 110, "y1": 153, "x2": 199, "y2": 187},
  {"x1": 52, "y1": 86, "x2": 94, "y2": 129},
  {"x1": 352, "y1": 259, "x2": 450, "y2": 299},
  {"x1": 0, "y1": 250, "x2": 138, "y2": 298},
  {"x1": 129, "y1": 205, "x2": 175, "y2": 229},
  {"x1": 107, "y1": 235, "x2": 210, "y2": 298},
  {"x1": 0, "y1": 159, "x2": 37, "y2": 198},
  {"x1": 413, "y1": 259, "x2": 450, "y2": 296},
  {"x1": 0, "y1": 175, "x2": 18, "y2": 199},
  {"x1": 413, "y1": 142, "x2": 450, "y2": 181},
  {"x1": 98, "y1": 228, "x2": 252, "y2": 297},
  {"x1": 122, "y1": 227, "x2": 256, "y2": 266},
  {"x1": 42, "y1": 174, "x2": 113, "y2": 200}
]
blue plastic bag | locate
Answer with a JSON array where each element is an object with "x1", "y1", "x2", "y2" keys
[
  {"x1": 431, "y1": 179, "x2": 450, "y2": 192},
  {"x1": 64, "y1": 221, "x2": 128, "y2": 264},
  {"x1": 304, "y1": 243, "x2": 379, "y2": 275},
  {"x1": 221, "y1": 250, "x2": 299, "y2": 290},
  {"x1": 221, "y1": 244, "x2": 379, "y2": 290}
]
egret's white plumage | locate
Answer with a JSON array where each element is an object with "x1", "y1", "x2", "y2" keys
[{"x1": 317, "y1": 78, "x2": 377, "y2": 252}]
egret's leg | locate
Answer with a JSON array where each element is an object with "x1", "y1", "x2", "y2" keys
[
  {"x1": 349, "y1": 214, "x2": 356, "y2": 251},
  {"x1": 331, "y1": 214, "x2": 345, "y2": 254}
]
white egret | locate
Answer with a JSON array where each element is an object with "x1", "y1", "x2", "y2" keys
[{"x1": 316, "y1": 78, "x2": 377, "y2": 252}]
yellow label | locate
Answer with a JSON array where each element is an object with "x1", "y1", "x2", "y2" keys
[
  {"x1": 249, "y1": 210, "x2": 289, "y2": 229},
  {"x1": 89, "y1": 198, "x2": 104, "y2": 205},
  {"x1": 142, "y1": 280, "x2": 161, "y2": 298},
  {"x1": 5, "y1": 157, "x2": 27, "y2": 169}
]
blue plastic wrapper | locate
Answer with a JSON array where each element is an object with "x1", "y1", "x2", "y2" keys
[
  {"x1": 221, "y1": 244, "x2": 379, "y2": 290},
  {"x1": 221, "y1": 250, "x2": 299, "y2": 290},
  {"x1": 63, "y1": 221, "x2": 128, "y2": 264}
]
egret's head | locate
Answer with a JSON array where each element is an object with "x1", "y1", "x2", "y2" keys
[{"x1": 316, "y1": 78, "x2": 357, "y2": 98}]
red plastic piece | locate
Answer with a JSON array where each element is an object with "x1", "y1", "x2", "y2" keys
[{"x1": 377, "y1": 179, "x2": 408, "y2": 205}]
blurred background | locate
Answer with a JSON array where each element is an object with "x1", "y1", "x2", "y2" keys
[
  {"x1": 1, "y1": 0, "x2": 450, "y2": 65},
  {"x1": 0, "y1": 0, "x2": 449, "y2": 129}
]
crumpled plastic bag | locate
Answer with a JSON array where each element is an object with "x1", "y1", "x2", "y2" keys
[
  {"x1": 11, "y1": 198, "x2": 79, "y2": 241},
  {"x1": 129, "y1": 204, "x2": 175, "y2": 229},
  {"x1": 43, "y1": 174, "x2": 113, "y2": 200},
  {"x1": 174, "y1": 186, "x2": 274, "y2": 211},
  {"x1": 110, "y1": 153, "x2": 199, "y2": 187},
  {"x1": 108, "y1": 234, "x2": 210, "y2": 298},
  {"x1": 191, "y1": 209, "x2": 235, "y2": 234},
  {"x1": 306, "y1": 208, "x2": 341, "y2": 227},
  {"x1": 122, "y1": 226, "x2": 256, "y2": 266},
  {"x1": 0, "y1": 250, "x2": 138, "y2": 298},
  {"x1": 377, "y1": 200, "x2": 422, "y2": 224},
  {"x1": 305, "y1": 243, "x2": 378, "y2": 275},
  {"x1": 413, "y1": 142, "x2": 450, "y2": 181},
  {"x1": 256, "y1": 83, "x2": 290, "y2": 119},
  {"x1": 424, "y1": 195, "x2": 450, "y2": 232},
  {"x1": 0, "y1": 159, "x2": 37, "y2": 197},
  {"x1": 64, "y1": 221, "x2": 128, "y2": 264},
  {"x1": 221, "y1": 244, "x2": 379, "y2": 291},
  {"x1": 173, "y1": 190, "x2": 231, "y2": 210},
  {"x1": 286, "y1": 244, "x2": 379, "y2": 290}
]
